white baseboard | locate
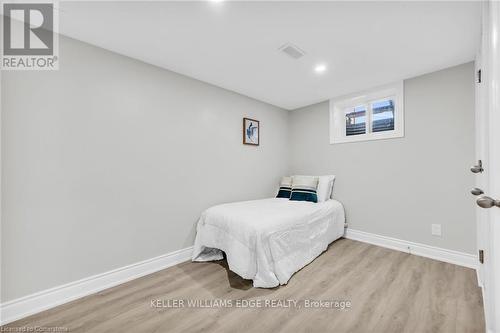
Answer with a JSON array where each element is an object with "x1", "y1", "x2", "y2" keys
[
  {"x1": 0, "y1": 246, "x2": 193, "y2": 326},
  {"x1": 345, "y1": 228, "x2": 477, "y2": 269}
]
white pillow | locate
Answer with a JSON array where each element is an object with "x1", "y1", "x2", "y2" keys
[{"x1": 317, "y1": 175, "x2": 336, "y2": 202}]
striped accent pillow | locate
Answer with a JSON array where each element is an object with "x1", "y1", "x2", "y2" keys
[
  {"x1": 276, "y1": 176, "x2": 293, "y2": 198},
  {"x1": 290, "y1": 176, "x2": 319, "y2": 203}
]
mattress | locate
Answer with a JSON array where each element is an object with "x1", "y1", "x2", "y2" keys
[{"x1": 192, "y1": 198, "x2": 346, "y2": 288}]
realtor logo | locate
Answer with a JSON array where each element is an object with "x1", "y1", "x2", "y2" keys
[{"x1": 1, "y1": 1, "x2": 59, "y2": 70}]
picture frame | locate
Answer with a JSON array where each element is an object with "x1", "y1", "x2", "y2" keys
[{"x1": 243, "y1": 117, "x2": 259, "y2": 146}]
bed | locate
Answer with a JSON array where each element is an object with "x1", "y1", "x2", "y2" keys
[{"x1": 192, "y1": 197, "x2": 345, "y2": 288}]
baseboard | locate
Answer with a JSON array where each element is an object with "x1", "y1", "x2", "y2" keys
[
  {"x1": 0, "y1": 246, "x2": 193, "y2": 326},
  {"x1": 345, "y1": 228, "x2": 477, "y2": 269}
]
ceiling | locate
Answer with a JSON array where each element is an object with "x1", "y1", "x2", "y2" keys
[{"x1": 57, "y1": 1, "x2": 481, "y2": 110}]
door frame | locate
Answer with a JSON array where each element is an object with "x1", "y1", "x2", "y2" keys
[{"x1": 478, "y1": 1, "x2": 500, "y2": 332}]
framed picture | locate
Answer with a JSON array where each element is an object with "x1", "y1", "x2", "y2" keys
[{"x1": 243, "y1": 117, "x2": 259, "y2": 146}]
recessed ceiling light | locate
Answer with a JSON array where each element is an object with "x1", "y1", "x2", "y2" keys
[
  {"x1": 210, "y1": 0, "x2": 224, "y2": 3},
  {"x1": 314, "y1": 64, "x2": 327, "y2": 74}
]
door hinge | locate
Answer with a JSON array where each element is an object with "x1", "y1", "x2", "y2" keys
[
  {"x1": 477, "y1": 69, "x2": 482, "y2": 83},
  {"x1": 479, "y1": 249, "x2": 484, "y2": 264}
]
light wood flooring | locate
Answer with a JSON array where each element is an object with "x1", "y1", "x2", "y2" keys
[{"x1": 2, "y1": 239, "x2": 485, "y2": 332}]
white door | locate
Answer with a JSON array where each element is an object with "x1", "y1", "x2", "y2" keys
[{"x1": 476, "y1": 2, "x2": 500, "y2": 332}]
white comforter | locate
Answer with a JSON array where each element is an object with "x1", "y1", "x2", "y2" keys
[{"x1": 192, "y1": 198, "x2": 345, "y2": 288}]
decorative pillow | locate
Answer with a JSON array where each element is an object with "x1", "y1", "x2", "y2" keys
[
  {"x1": 290, "y1": 176, "x2": 319, "y2": 203},
  {"x1": 276, "y1": 176, "x2": 293, "y2": 198}
]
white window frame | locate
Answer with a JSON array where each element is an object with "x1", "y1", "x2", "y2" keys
[{"x1": 329, "y1": 82, "x2": 404, "y2": 144}]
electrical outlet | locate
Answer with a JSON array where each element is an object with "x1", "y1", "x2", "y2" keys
[{"x1": 431, "y1": 224, "x2": 442, "y2": 237}]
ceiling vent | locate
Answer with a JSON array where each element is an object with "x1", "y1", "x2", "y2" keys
[{"x1": 279, "y1": 43, "x2": 306, "y2": 59}]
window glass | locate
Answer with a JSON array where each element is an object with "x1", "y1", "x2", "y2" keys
[
  {"x1": 345, "y1": 105, "x2": 366, "y2": 136},
  {"x1": 371, "y1": 99, "x2": 395, "y2": 133}
]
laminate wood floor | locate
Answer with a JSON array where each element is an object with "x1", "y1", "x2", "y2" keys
[{"x1": 3, "y1": 239, "x2": 485, "y2": 333}]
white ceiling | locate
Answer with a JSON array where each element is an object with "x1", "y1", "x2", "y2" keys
[{"x1": 58, "y1": 1, "x2": 481, "y2": 110}]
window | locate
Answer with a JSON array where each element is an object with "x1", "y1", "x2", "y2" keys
[
  {"x1": 345, "y1": 105, "x2": 366, "y2": 136},
  {"x1": 330, "y1": 82, "x2": 404, "y2": 144}
]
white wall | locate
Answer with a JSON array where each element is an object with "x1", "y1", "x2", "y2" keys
[
  {"x1": 1, "y1": 36, "x2": 289, "y2": 302},
  {"x1": 289, "y1": 62, "x2": 476, "y2": 254}
]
